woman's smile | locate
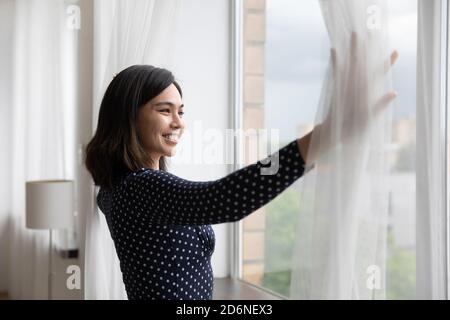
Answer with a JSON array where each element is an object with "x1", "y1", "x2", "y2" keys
[{"x1": 162, "y1": 133, "x2": 180, "y2": 144}]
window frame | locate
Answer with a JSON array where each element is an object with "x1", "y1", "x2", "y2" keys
[
  {"x1": 229, "y1": 0, "x2": 244, "y2": 281},
  {"x1": 447, "y1": 0, "x2": 450, "y2": 300},
  {"x1": 229, "y1": 0, "x2": 284, "y2": 299},
  {"x1": 416, "y1": 0, "x2": 449, "y2": 300}
]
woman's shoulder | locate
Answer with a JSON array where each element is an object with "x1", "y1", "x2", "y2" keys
[
  {"x1": 119, "y1": 167, "x2": 175, "y2": 188},
  {"x1": 125, "y1": 167, "x2": 170, "y2": 179}
]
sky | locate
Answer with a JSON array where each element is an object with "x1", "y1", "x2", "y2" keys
[{"x1": 264, "y1": 0, "x2": 418, "y2": 143}]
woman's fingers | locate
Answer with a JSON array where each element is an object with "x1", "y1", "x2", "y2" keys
[
  {"x1": 384, "y1": 50, "x2": 399, "y2": 73},
  {"x1": 373, "y1": 90, "x2": 397, "y2": 115},
  {"x1": 331, "y1": 33, "x2": 397, "y2": 119},
  {"x1": 343, "y1": 32, "x2": 361, "y2": 103},
  {"x1": 391, "y1": 50, "x2": 399, "y2": 66},
  {"x1": 348, "y1": 32, "x2": 359, "y2": 79},
  {"x1": 350, "y1": 31, "x2": 358, "y2": 60},
  {"x1": 330, "y1": 48, "x2": 337, "y2": 76}
]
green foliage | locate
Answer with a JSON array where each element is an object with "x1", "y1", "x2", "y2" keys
[
  {"x1": 262, "y1": 271, "x2": 292, "y2": 297},
  {"x1": 259, "y1": 189, "x2": 416, "y2": 299},
  {"x1": 261, "y1": 188, "x2": 302, "y2": 297},
  {"x1": 386, "y1": 230, "x2": 416, "y2": 299},
  {"x1": 394, "y1": 142, "x2": 416, "y2": 172}
]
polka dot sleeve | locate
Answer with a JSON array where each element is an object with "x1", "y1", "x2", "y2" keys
[{"x1": 122, "y1": 139, "x2": 306, "y2": 225}]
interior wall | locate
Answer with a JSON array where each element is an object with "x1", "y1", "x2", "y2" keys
[{"x1": 170, "y1": 0, "x2": 231, "y2": 278}]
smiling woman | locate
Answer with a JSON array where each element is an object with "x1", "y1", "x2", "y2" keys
[{"x1": 84, "y1": 64, "x2": 308, "y2": 300}]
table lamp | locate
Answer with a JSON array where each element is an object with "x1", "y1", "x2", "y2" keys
[{"x1": 25, "y1": 180, "x2": 75, "y2": 300}]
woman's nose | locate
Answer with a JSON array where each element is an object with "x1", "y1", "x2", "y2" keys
[{"x1": 170, "y1": 112, "x2": 184, "y2": 129}]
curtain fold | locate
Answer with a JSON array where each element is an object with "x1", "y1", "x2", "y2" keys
[
  {"x1": 84, "y1": 0, "x2": 181, "y2": 299},
  {"x1": 290, "y1": 0, "x2": 394, "y2": 299},
  {"x1": 8, "y1": 0, "x2": 76, "y2": 299}
]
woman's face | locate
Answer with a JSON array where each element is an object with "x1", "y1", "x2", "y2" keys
[{"x1": 136, "y1": 83, "x2": 185, "y2": 168}]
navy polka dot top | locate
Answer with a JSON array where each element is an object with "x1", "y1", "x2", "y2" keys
[{"x1": 97, "y1": 140, "x2": 306, "y2": 300}]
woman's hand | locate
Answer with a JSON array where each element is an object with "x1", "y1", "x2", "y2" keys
[{"x1": 298, "y1": 32, "x2": 398, "y2": 165}]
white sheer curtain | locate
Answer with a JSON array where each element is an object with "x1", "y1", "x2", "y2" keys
[
  {"x1": 416, "y1": 0, "x2": 448, "y2": 300},
  {"x1": 7, "y1": 0, "x2": 76, "y2": 299},
  {"x1": 84, "y1": 0, "x2": 181, "y2": 299},
  {"x1": 290, "y1": 0, "x2": 395, "y2": 299}
]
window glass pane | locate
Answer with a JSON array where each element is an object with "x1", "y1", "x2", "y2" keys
[
  {"x1": 240, "y1": 0, "x2": 418, "y2": 299},
  {"x1": 386, "y1": 0, "x2": 417, "y2": 300}
]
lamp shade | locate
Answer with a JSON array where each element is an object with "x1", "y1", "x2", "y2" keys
[{"x1": 26, "y1": 180, "x2": 74, "y2": 230}]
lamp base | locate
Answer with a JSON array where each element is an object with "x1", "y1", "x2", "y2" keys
[{"x1": 48, "y1": 229, "x2": 52, "y2": 300}]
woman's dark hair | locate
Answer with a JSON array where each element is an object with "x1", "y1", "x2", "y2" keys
[{"x1": 85, "y1": 65, "x2": 183, "y2": 190}]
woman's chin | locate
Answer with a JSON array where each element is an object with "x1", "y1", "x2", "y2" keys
[{"x1": 163, "y1": 148, "x2": 177, "y2": 157}]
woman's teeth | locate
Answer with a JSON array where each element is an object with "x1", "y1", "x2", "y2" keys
[{"x1": 162, "y1": 134, "x2": 179, "y2": 143}]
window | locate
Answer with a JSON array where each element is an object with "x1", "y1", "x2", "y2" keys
[{"x1": 238, "y1": 0, "x2": 423, "y2": 299}]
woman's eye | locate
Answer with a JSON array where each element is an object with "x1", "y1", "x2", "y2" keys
[{"x1": 159, "y1": 109, "x2": 184, "y2": 116}]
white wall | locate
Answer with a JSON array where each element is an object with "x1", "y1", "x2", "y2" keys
[{"x1": 169, "y1": 0, "x2": 231, "y2": 278}]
